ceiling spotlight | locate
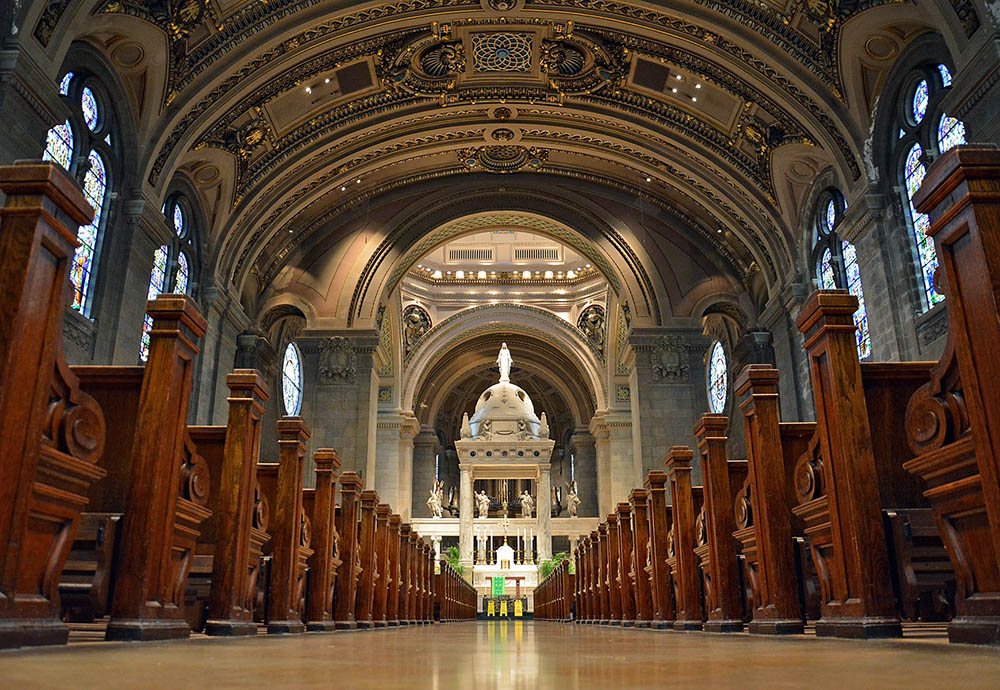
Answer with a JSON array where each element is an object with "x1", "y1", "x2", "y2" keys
[
  {"x1": 585, "y1": 264, "x2": 592, "y2": 268},
  {"x1": 305, "y1": 86, "x2": 311, "y2": 94},
  {"x1": 288, "y1": 229, "x2": 293, "y2": 233},
  {"x1": 522, "y1": 270, "x2": 531, "y2": 279},
  {"x1": 567, "y1": 270, "x2": 576, "y2": 279},
  {"x1": 341, "y1": 186, "x2": 346, "y2": 191},
  {"x1": 356, "y1": 178, "x2": 362, "y2": 184},
  {"x1": 692, "y1": 97, "x2": 698, "y2": 102},
  {"x1": 695, "y1": 83, "x2": 702, "y2": 89},
  {"x1": 646, "y1": 176, "x2": 652, "y2": 182},
  {"x1": 676, "y1": 74, "x2": 682, "y2": 80},
  {"x1": 417, "y1": 264, "x2": 423, "y2": 268},
  {"x1": 432, "y1": 270, "x2": 442, "y2": 279},
  {"x1": 544, "y1": 270, "x2": 554, "y2": 279},
  {"x1": 671, "y1": 88, "x2": 678, "y2": 94},
  {"x1": 325, "y1": 78, "x2": 331, "y2": 84}
]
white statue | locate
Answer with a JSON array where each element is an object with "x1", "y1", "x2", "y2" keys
[
  {"x1": 476, "y1": 490, "x2": 492, "y2": 518},
  {"x1": 539, "y1": 412, "x2": 549, "y2": 439},
  {"x1": 426, "y1": 480, "x2": 444, "y2": 518},
  {"x1": 497, "y1": 342, "x2": 513, "y2": 382},
  {"x1": 567, "y1": 485, "x2": 581, "y2": 518},
  {"x1": 460, "y1": 412, "x2": 472, "y2": 439},
  {"x1": 520, "y1": 490, "x2": 534, "y2": 518}
]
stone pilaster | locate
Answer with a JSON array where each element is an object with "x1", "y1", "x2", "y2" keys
[
  {"x1": 726, "y1": 330, "x2": 775, "y2": 460},
  {"x1": 374, "y1": 412, "x2": 419, "y2": 518},
  {"x1": 0, "y1": 47, "x2": 69, "y2": 167},
  {"x1": 411, "y1": 427, "x2": 441, "y2": 518},
  {"x1": 568, "y1": 429, "x2": 598, "y2": 517},
  {"x1": 759, "y1": 282, "x2": 813, "y2": 422},
  {"x1": 299, "y1": 330, "x2": 380, "y2": 480},
  {"x1": 589, "y1": 412, "x2": 633, "y2": 516}
]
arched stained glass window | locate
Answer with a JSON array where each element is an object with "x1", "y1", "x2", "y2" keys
[
  {"x1": 139, "y1": 245, "x2": 169, "y2": 362},
  {"x1": 43, "y1": 121, "x2": 73, "y2": 170},
  {"x1": 904, "y1": 144, "x2": 941, "y2": 305},
  {"x1": 42, "y1": 71, "x2": 117, "y2": 318},
  {"x1": 938, "y1": 63, "x2": 953, "y2": 87},
  {"x1": 812, "y1": 191, "x2": 871, "y2": 359},
  {"x1": 895, "y1": 61, "x2": 965, "y2": 311},
  {"x1": 937, "y1": 114, "x2": 967, "y2": 153},
  {"x1": 282, "y1": 342, "x2": 304, "y2": 416},
  {"x1": 912, "y1": 80, "x2": 929, "y2": 123},
  {"x1": 707, "y1": 341, "x2": 727, "y2": 414},
  {"x1": 72, "y1": 150, "x2": 107, "y2": 311},
  {"x1": 175, "y1": 252, "x2": 189, "y2": 295},
  {"x1": 819, "y1": 247, "x2": 837, "y2": 290},
  {"x1": 173, "y1": 203, "x2": 185, "y2": 236},
  {"x1": 81, "y1": 87, "x2": 99, "y2": 131}
]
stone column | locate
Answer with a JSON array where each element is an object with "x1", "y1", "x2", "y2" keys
[
  {"x1": 590, "y1": 413, "x2": 634, "y2": 515},
  {"x1": 411, "y1": 427, "x2": 440, "y2": 518},
  {"x1": 759, "y1": 283, "x2": 814, "y2": 422},
  {"x1": 459, "y1": 464, "x2": 474, "y2": 566},
  {"x1": 536, "y1": 464, "x2": 553, "y2": 562},
  {"x1": 374, "y1": 412, "x2": 418, "y2": 518}
]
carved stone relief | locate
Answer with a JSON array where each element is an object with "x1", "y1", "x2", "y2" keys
[{"x1": 319, "y1": 336, "x2": 357, "y2": 383}]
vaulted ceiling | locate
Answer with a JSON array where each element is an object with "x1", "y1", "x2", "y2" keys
[{"x1": 21, "y1": 0, "x2": 968, "y2": 320}]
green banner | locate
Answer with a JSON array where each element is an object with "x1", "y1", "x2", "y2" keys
[{"x1": 491, "y1": 577, "x2": 505, "y2": 597}]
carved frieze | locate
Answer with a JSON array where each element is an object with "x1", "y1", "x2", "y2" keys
[
  {"x1": 318, "y1": 336, "x2": 357, "y2": 383},
  {"x1": 458, "y1": 145, "x2": 548, "y2": 173}
]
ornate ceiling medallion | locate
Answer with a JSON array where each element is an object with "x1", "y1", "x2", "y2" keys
[
  {"x1": 459, "y1": 145, "x2": 548, "y2": 173},
  {"x1": 472, "y1": 32, "x2": 533, "y2": 72}
]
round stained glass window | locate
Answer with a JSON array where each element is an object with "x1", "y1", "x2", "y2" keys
[
  {"x1": 173, "y1": 202, "x2": 185, "y2": 237},
  {"x1": 282, "y1": 342, "x2": 303, "y2": 416},
  {"x1": 911, "y1": 79, "x2": 929, "y2": 124},
  {"x1": 708, "y1": 341, "x2": 727, "y2": 414}
]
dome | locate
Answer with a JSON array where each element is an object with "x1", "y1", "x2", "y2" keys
[{"x1": 468, "y1": 381, "x2": 542, "y2": 438}]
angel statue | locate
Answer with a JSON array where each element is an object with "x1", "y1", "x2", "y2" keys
[
  {"x1": 476, "y1": 490, "x2": 492, "y2": 519},
  {"x1": 520, "y1": 490, "x2": 534, "y2": 518},
  {"x1": 426, "y1": 484, "x2": 443, "y2": 519},
  {"x1": 566, "y1": 483, "x2": 581, "y2": 518}
]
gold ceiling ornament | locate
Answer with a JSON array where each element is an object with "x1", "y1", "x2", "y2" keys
[{"x1": 458, "y1": 145, "x2": 548, "y2": 173}]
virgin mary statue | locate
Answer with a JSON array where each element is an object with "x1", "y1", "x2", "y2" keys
[{"x1": 497, "y1": 343, "x2": 513, "y2": 382}]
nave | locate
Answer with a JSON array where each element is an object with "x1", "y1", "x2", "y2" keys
[{"x1": 3, "y1": 621, "x2": 999, "y2": 690}]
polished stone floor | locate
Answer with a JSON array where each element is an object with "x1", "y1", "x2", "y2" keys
[{"x1": 3, "y1": 621, "x2": 1000, "y2": 689}]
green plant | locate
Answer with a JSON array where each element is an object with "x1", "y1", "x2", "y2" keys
[
  {"x1": 444, "y1": 545, "x2": 465, "y2": 577},
  {"x1": 539, "y1": 551, "x2": 568, "y2": 580}
]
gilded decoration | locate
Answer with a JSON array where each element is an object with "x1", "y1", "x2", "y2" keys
[
  {"x1": 459, "y1": 145, "x2": 548, "y2": 173},
  {"x1": 577, "y1": 305, "x2": 606, "y2": 353},
  {"x1": 471, "y1": 32, "x2": 533, "y2": 72},
  {"x1": 378, "y1": 386, "x2": 394, "y2": 402},
  {"x1": 402, "y1": 304, "x2": 432, "y2": 354}
]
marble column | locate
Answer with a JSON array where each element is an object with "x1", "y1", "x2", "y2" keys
[
  {"x1": 568, "y1": 429, "x2": 598, "y2": 517},
  {"x1": 459, "y1": 465, "x2": 473, "y2": 566},
  {"x1": 537, "y1": 464, "x2": 553, "y2": 562},
  {"x1": 374, "y1": 412, "x2": 419, "y2": 518},
  {"x1": 590, "y1": 413, "x2": 634, "y2": 515},
  {"x1": 411, "y1": 428, "x2": 440, "y2": 518}
]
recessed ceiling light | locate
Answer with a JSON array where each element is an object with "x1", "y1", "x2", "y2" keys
[
  {"x1": 692, "y1": 97, "x2": 697, "y2": 102},
  {"x1": 325, "y1": 78, "x2": 331, "y2": 84},
  {"x1": 671, "y1": 88, "x2": 678, "y2": 94},
  {"x1": 305, "y1": 87, "x2": 311, "y2": 93},
  {"x1": 675, "y1": 74, "x2": 682, "y2": 80},
  {"x1": 695, "y1": 83, "x2": 702, "y2": 89},
  {"x1": 341, "y1": 186, "x2": 346, "y2": 191},
  {"x1": 646, "y1": 177, "x2": 652, "y2": 182}
]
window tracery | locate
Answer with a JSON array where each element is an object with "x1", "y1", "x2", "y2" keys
[
  {"x1": 895, "y1": 63, "x2": 966, "y2": 310},
  {"x1": 811, "y1": 191, "x2": 871, "y2": 360}
]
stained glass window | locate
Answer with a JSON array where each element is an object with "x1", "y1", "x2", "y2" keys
[
  {"x1": 842, "y1": 241, "x2": 871, "y2": 359},
  {"x1": 937, "y1": 114, "x2": 967, "y2": 153},
  {"x1": 823, "y1": 199, "x2": 836, "y2": 234},
  {"x1": 282, "y1": 342, "x2": 303, "y2": 416},
  {"x1": 175, "y1": 252, "x2": 190, "y2": 295},
  {"x1": 70, "y1": 150, "x2": 107, "y2": 312},
  {"x1": 81, "y1": 87, "x2": 99, "y2": 131},
  {"x1": 59, "y1": 72, "x2": 74, "y2": 95},
  {"x1": 938, "y1": 63, "x2": 953, "y2": 87},
  {"x1": 139, "y1": 245, "x2": 169, "y2": 361},
  {"x1": 43, "y1": 120, "x2": 73, "y2": 170},
  {"x1": 904, "y1": 143, "x2": 941, "y2": 306},
  {"x1": 173, "y1": 203, "x2": 185, "y2": 236},
  {"x1": 912, "y1": 79, "x2": 929, "y2": 124},
  {"x1": 707, "y1": 341, "x2": 727, "y2": 414},
  {"x1": 819, "y1": 247, "x2": 837, "y2": 289}
]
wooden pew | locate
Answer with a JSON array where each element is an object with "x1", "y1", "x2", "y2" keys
[
  {"x1": 733, "y1": 365, "x2": 814, "y2": 634},
  {"x1": 407, "y1": 530, "x2": 419, "y2": 624},
  {"x1": 605, "y1": 513, "x2": 623, "y2": 624},
  {"x1": 185, "y1": 370, "x2": 270, "y2": 636},
  {"x1": 258, "y1": 418, "x2": 311, "y2": 634},
  {"x1": 354, "y1": 490, "x2": 379, "y2": 628},
  {"x1": 305, "y1": 449, "x2": 341, "y2": 632},
  {"x1": 423, "y1": 542, "x2": 434, "y2": 624},
  {"x1": 666, "y1": 447, "x2": 704, "y2": 630},
  {"x1": 792, "y1": 291, "x2": 942, "y2": 638},
  {"x1": 397, "y1": 523, "x2": 412, "y2": 626},
  {"x1": 58, "y1": 514, "x2": 119, "y2": 624},
  {"x1": 629, "y1": 489, "x2": 655, "y2": 628},
  {"x1": 387, "y1": 514, "x2": 402, "y2": 625},
  {"x1": 0, "y1": 162, "x2": 108, "y2": 650},
  {"x1": 617, "y1": 502, "x2": 637, "y2": 627},
  {"x1": 644, "y1": 470, "x2": 676, "y2": 629},
  {"x1": 333, "y1": 472, "x2": 363, "y2": 630},
  {"x1": 72, "y1": 296, "x2": 211, "y2": 642},
  {"x1": 904, "y1": 146, "x2": 1000, "y2": 644},
  {"x1": 573, "y1": 541, "x2": 584, "y2": 623},
  {"x1": 372, "y1": 504, "x2": 392, "y2": 627},
  {"x1": 694, "y1": 414, "x2": 747, "y2": 632},
  {"x1": 596, "y1": 523, "x2": 610, "y2": 624}
]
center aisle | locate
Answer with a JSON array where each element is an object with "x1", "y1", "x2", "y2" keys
[{"x1": 3, "y1": 622, "x2": 1000, "y2": 689}]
